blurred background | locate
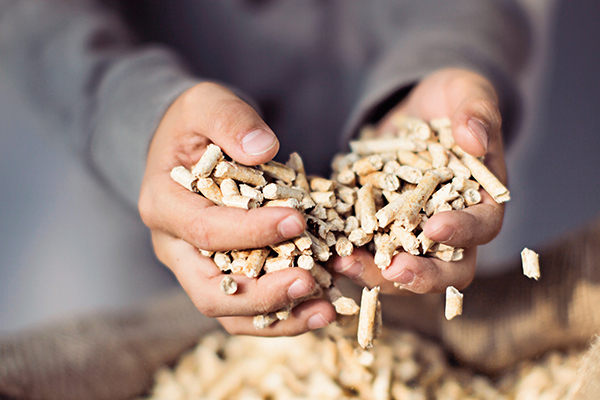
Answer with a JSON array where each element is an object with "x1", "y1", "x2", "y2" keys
[{"x1": 1, "y1": 0, "x2": 599, "y2": 331}]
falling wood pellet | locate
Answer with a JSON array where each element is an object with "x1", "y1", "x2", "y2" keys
[
  {"x1": 445, "y1": 286, "x2": 463, "y2": 320},
  {"x1": 521, "y1": 247, "x2": 541, "y2": 280},
  {"x1": 357, "y1": 286, "x2": 381, "y2": 349}
]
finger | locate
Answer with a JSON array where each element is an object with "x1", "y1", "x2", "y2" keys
[
  {"x1": 331, "y1": 248, "x2": 400, "y2": 294},
  {"x1": 141, "y1": 174, "x2": 306, "y2": 251},
  {"x1": 422, "y1": 191, "x2": 504, "y2": 248},
  {"x1": 155, "y1": 231, "x2": 321, "y2": 317},
  {"x1": 181, "y1": 82, "x2": 279, "y2": 165},
  {"x1": 381, "y1": 248, "x2": 477, "y2": 294},
  {"x1": 218, "y1": 299, "x2": 336, "y2": 337},
  {"x1": 449, "y1": 75, "x2": 502, "y2": 158}
]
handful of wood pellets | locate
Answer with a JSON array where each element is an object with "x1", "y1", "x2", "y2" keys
[{"x1": 170, "y1": 116, "x2": 511, "y2": 348}]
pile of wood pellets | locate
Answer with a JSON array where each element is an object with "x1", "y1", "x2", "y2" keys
[
  {"x1": 171, "y1": 116, "x2": 528, "y2": 348},
  {"x1": 140, "y1": 326, "x2": 584, "y2": 400}
]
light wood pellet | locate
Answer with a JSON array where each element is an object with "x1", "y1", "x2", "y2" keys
[
  {"x1": 445, "y1": 286, "x2": 463, "y2": 320},
  {"x1": 220, "y1": 276, "x2": 238, "y2": 295},
  {"x1": 521, "y1": 248, "x2": 541, "y2": 280}
]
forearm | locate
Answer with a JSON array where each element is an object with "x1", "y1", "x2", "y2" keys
[{"x1": 0, "y1": 0, "x2": 200, "y2": 207}]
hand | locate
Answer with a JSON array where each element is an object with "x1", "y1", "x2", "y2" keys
[
  {"x1": 333, "y1": 68, "x2": 507, "y2": 295},
  {"x1": 139, "y1": 82, "x2": 336, "y2": 336}
]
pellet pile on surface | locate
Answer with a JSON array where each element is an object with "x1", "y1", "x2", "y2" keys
[
  {"x1": 140, "y1": 326, "x2": 584, "y2": 400},
  {"x1": 170, "y1": 116, "x2": 512, "y2": 346}
]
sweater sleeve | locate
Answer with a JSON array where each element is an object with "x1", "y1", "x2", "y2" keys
[
  {"x1": 344, "y1": 0, "x2": 531, "y2": 144},
  {"x1": 0, "y1": 0, "x2": 201, "y2": 208}
]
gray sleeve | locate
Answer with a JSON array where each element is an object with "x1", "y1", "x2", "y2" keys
[
  {"x1": 345, "y1": 0, "x2": 531, "y2": 143},
  {"x1": 0, "y1": 0, "x2": 201, "y2": 208}
]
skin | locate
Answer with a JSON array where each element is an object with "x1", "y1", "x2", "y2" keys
[{"x1": 139, "y1": 68, "x2": 506, "y2": 336}]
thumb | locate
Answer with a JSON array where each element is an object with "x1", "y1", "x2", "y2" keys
[
  {"x1": 449, "y1": 75, "x2": 502, "y2": 158},
  {"x1": 182, "y1": 82, "x2": 279, "y2": 165}
]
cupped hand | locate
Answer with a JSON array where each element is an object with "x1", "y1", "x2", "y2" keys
[
  {"x1": 333, "y1": 68, "x2": 507, "y2": 295},
  {"x1": 139, "y1": 82, "x2": 336, "y2": 335}
]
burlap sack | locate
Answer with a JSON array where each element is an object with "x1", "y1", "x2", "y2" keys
[
  {"x1": 0, "y1": 290, "x2": 218, "y2": 400},
  {"x1": 442, "y1": 215, "x2": 600, "y2": 374}
]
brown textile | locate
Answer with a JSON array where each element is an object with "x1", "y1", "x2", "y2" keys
[
  {"x1": 0, "y1": 290, "x2": 218, "y2": 400},
  {"x1": 442, "y1": 215, "x2": 600, "y2": 373}
]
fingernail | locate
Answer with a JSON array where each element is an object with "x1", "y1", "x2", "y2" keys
[
  {"x1": 467, "y1": 118, "x2": 489, "y2": 152},
  {"x1": 241, "y1": 129, "x2": 277, "y2": 155},
  {"x1": 278, "y1": 215, "x2": 304, "y2": 239},
  {"x1": 307, "y1": 313, "x2": 330, "y2": 330},
  {"x1": 333, "y1": 259, "x2": 364, "y2": 279},
  {"x1": 426, "y1": 225, "x2": 455, "y2": 243},
  {"x1": 288, "y1": 279, "x2": 312, "y2": 300}
]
